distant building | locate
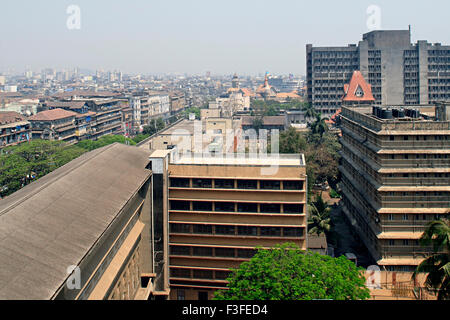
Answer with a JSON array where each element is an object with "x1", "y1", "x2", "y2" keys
[
  {"x1": 307, "y1": 29, "x2": 450, "y2": 116},
  {"x1": 28, "y1": 108, "x2": 78, "y2": 144},
  {"x1": 0, "y1": 111, "x2": 31, "y2": 148}
]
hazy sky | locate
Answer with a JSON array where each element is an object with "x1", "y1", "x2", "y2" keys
[{"x1": 1, "y1": 0, "x2": 450, "y2": 76}]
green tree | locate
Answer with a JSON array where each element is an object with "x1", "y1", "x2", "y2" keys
[
  {"x1": 308, "y1": 195, "x2": 331, "y2": 237},
  {"x1": 413, "y1": 218, "x2": 450, "y2": 300},
  {"x1": 309, "y1": 114, "x2": 328, "y2": 139},
  {"x1": 213, "y1": 243, "x2": 370, "y2": 300},
  {"x1": 279, "y1": 127, "x2": 307, "y2": 154},
  {"x1": 156, "y1": 117, "x2": 165, "y2": 131}
]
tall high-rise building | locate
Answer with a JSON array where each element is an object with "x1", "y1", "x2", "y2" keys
[
  {"x1": 307, "y1": 29, "x2": 450, "y2": 115},
  {"x1": 339, "y1": 102, "x2": 450, "y2": 272}
]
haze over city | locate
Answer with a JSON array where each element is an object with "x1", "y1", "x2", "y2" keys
[{"x1": 1, "y1": 0, "x2": 450, "y2": 75}]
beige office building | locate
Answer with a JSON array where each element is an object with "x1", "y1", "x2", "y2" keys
[{"x1": 148, "y1": 151, "x2": 307, "y2": 300}]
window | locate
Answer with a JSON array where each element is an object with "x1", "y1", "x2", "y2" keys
[
  {"x1": 215, "y1": 225, "x2": 236, "y2": 235},
  {"x1": 193, "y1": 224, "x2": 212, "y2": 234},
  {"x1": 215, "y1": 202, "x2": 235, "y2": 212},
  {"x1": 260, "y1": 227, "x2": 281, "y2": 237},
  {"x1": 237, "y1": 226, "x2": 258, "y2": 236},
  {"x1": 198, "y1": 292, "x2": 208, "y2": 300},
  {"x1": 388, "y1": 214, "x2": 394, "y2": 221},
  {"x1": 170, "y1": 246, "x2": 190, "y2": 256},
  {"x1": 170, "y1": 224, "x2": 191, "y2": 234},
  {"x1": 260, "y1": 204, "x2": 281, "y2": 213},
  {"x1": 260, "y1": 180, "x2": 280, "y2": 190},
  {"x1": 237, "y1": 203, "x2": 258, "y2": 213},
  {"x1": 193, "y1": 247, "x2": 213, "y2": 256},
  {"x1": 284, "y1": 204, "x2": 303, "y2": 214},
  {"x1": 171, "y1": 268, "x2": 191, "y2": 278},
  {"x1": 402, "y1": 214, "x2": 409, "y2": 221},
  {"x1": 170, "y1": 178, "x2": 190, "y2": 188},
  {"x1": 192, "y1": 179, "x2": 212, "y2": 188},
  {"x1": 193, "y1": 201, "x2": 213, "y2": 211},
  {"x1": 237, "y1": 180, "x2": 257, "y2": 189},
  {"x1": 170, "y1": 200, "x2": 190, "y2": 210},
  {"x1": 403, "y1": 240, "x2": 409, "y2": 246},
  {"x1": 283, "y1": 180, "x2": 303, "y2": 190},
  {"x1": 390, "y1": 136, "x2": 394, "y2": 141},
  {"x1": 283, "y1": 228, "x2": 303, "y2": 237},
  {"x1": 237, "y1": 249, "x2": 257, "y2": 258},
  {"x1": 215, "y1": 248, "x2": 235, "y2": 257},
  {"x1": 215, "y1": 271, "x2": 230, "y2": 280},
  {"x1": 214, "y1": 179, "x2": 234, "y2": 189},
  {"x1": 193, "y1": 270, "x2": 213, "y2": 279},
  {"x1": 389, "y1": 240, "x2": 395, "y2": 246}
]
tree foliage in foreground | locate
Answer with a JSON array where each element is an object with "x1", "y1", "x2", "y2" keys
[
  {"x1": 213, "y1": 243, "x2": 370, "y2": 300},
  {"x1": 413, "y1": 218, "x2": 450, "y2": 300}
]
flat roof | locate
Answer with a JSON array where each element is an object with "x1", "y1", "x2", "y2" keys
[{"x1": 170, "y1": 153, "x2": 305, "y2": 166}]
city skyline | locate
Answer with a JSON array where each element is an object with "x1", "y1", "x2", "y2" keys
[{"x1": 1, "y1": 0, "x2": 450, "y2": 75}]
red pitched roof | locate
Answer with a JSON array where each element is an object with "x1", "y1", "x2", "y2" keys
[
  {"x1": 28, "y1": 108, "x2": 78, "y2": 121},
  {"x1": 342, "y1": 71, "x2": 375, "y2": 102},
  {"x1": 0, "y1": 111, "x2": 26, "y2": 125}
]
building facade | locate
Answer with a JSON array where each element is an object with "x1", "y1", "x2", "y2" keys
[
  {"x1": 307, "y1": 29, "x2": 450, "y2": 115},
  {"x1": 148, "y1": 151, "x2": 307, "y2": 300},
  {"x1": 0, "y1": 111, "x2": 31, "y2": 148},
  {"x1": 339, "y1": 103, "x2": 450, "y2": 272}
]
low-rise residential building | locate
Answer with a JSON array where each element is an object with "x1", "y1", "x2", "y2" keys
[
  {"x1": 0, "y1": 111, "x2": 31, "y2": 148},
  {"x1": 28, "y1": 108, "x2": 78, "y2": 144}
]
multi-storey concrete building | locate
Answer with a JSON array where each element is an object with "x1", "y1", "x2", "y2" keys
[
  {"x1": 307, "y1": 29, "x2": 450, "y2": 115},
  {"x1": 339, "y1": 103, "x2": 450, "y2": 272},
  {"x1": 0, "y1": 111, "x2": 31, "y2": 148},
  {"x1": 148, "y1": 150, "x2": 307, "y2": 300},
  {"x1": 28, "y1": 108, "x2": 79, "y2": 144}
]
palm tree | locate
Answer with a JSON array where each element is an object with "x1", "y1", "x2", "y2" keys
[
  {"x1": 308, "y1": 195, "x2": 331, "y2": 237},
  {"x1": 302, "y1": 103, "x2": 317, "y2": 121},
  {"x1": 412, "y1": 218, "x2": 450, "y2": 300},
  {"x1": 309, "y1": 114, "x2": 329, "y2": 138}
]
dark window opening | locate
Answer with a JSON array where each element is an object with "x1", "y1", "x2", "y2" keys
[
  {"x1": 193, "y1": 201, "x2": 213, "y2": 211},
  {"x1": 215, "y1": 202, "x2": 235, "y2": 212},
  {"x1": 237, "y1": 203, "x2": 258, "y2": 213},
  {"x1": 260, "y1": 227, "x2": 281, "y2": 237},
  {"x1": 215, "y1": 225, "x2": 236, "y2": 235},
  {"x1": 260, "y1": 203, "x2": 281, "y2": 213},
  {"x1": 260, "y1": 180, "x2": 280, "y2": 190},
  {"x1": 215, "y1": 248, "x2": 235, "y2": 257},
  {"x1": 237, "y1": 180, "x2": 257, "y2": 189},
  {"x1": 192, "y1": 178, "x2": 212, "y2": 188},
  {"x1": 284, "y1": 204, "x2": 303, "y2": 214},
  {"x1": 170, "y1": 200, "x2": 190, "y2": 211},
  {"x1": 283, "y1": 227, "x2": 303, "y2": 237},
  {"x1": 193, "y1": 224, "x2": 213, "y2": 234},
  {"x1": 170, "y1": 246, "x2": 191, "y2": 255},
  {"x1": 193, "y1": 247, "x2": 213, "y2": 256},
  {"x1": 283, "y1": 180, "x2": 303, "y2": 190},
  {"x1": 214, "y1": 179, "x2": 234, "y2": 189},
  {"x1": 170, "y1": 178, "x2": 190, "y2": 188},
  {"x1": 237, "y1": 226, "x2": 258, "y2": 236},
  {"x1": 170, "y1": 224, "x2": 191, "y2": 234}
]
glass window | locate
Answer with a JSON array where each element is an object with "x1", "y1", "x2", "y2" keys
[
  {"x1": 170, "y1": 200, "x2": 190, "y2": 211},
  {"x1": 260, "y1": 227, "x2": 281, "y2": 237},
  {"x1": 170, "y1": 224, "x2": 191, "y2": 234},
  {"x1": 237, "y1": 226, "x2": 258, "y2": 236},
  {"x1": 215, "y1": 202, "x2": 235, "y2": 212},
  {"x1": 215, "y1": 225, "x2": 236, "y2": 235},
  {"x1": 237, "y1": 249, "x2": 257, "y2": 258},
  {"x1": 170, "y1": 178, "x2": 190, "y2": 188},
  {"x1": 193, "y1": 247, "x2": 213, "y2": 256},
  {"x1": 283, "y1": 180, "x2": 303, "y2": 190},
  {"x1": 171, "y1": 268, "x2": 191, "y2": 278},
  {"x1": 215, "y1": 248, "x2": 235, "y2": 257},
  {"x1": 177, "y1": 289, "x2": 185, "y2": 300},
  {"x1": 192, "y1": 179, "x2": 212, "y2": 188},
  {"x1": 237, "y1": 180, "x2": 257, "y2": 189},
  {"x1": 260, "y1": 180, "x2": 280, "y2": 190},
  {"x1": 170, "y1": 246, "x2": 190, "y2": 256},
  {"x1": 283, "y1": 228, "x2": 303, "y2": 237},
  {"x1": 214, "y1": 179, "x2": 234, "y2": 189},
  {"x1": 193, "y1": 201, "x2": 213, "y2": 211},
  {"x1": 193, "y1": 270, "x2": 213, "y2": 279},
  {"x1": 193, "y1": 224, "x2": 212, "y2": 234},
  {"x1": 284, "y1": 204, "x2": 303, "y2": 214},
  {"x1": 260, "y1": 203, "x2": 281, "y2": 213},
  {"x1": 237, "y1": 203, "x2": 258, "y2": 213}
]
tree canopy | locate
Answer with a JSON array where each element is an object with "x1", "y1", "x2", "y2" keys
[{"x1": 213, "y1": 243, "x2": 370, "y2": 300}]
